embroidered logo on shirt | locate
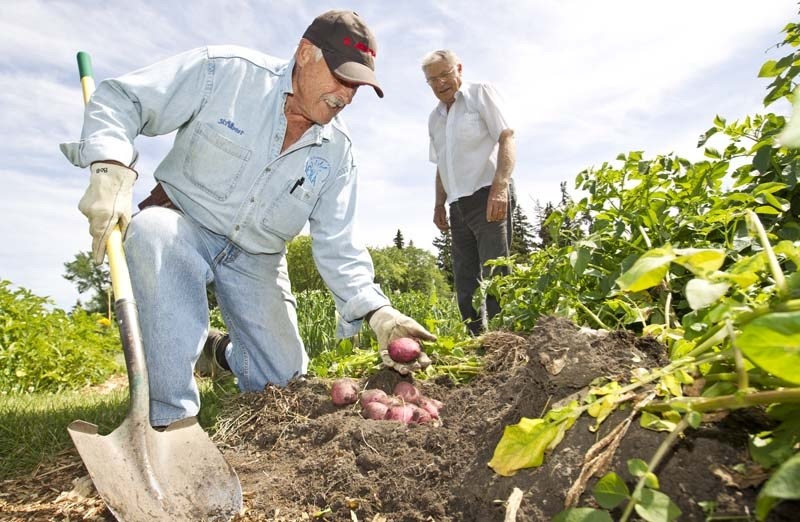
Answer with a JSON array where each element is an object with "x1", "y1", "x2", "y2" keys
[
  {"x1": 304, "y1": 156, "x2": 330, "y2": 185},
  {"x1": 217, "y1": 118, "x2": 244, "y2": 135}
]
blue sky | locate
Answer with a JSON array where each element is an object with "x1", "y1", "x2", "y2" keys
[{"x1": 0, "y1": 0, "x2": 797, "y2": 310}]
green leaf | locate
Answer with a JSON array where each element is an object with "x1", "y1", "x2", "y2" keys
[
  {"x1": 756, "y1": 452, "x2": 800, "y2": 521},
  {"x1": 687, "y1": 411, "x2": 703, "y2": 429},
  {"x1": 738, "y1": 312, "x2": 800, "y2": 385},
  {"x1": 593, "y1": 472, "x2": 630, "y2": 509},
  {"x1": 760, "y1": 452, "x2": 800, "y2": 499},
  {"x1": 753, "y1": 145, "x2": 772, "y2": 173},
  {"x1": 644, "y1": 472, "x2": 660, "y2": 490},
  {"x1": 617, "y1": 247, "x2": 675, "y2": 292},
  {"x1": 697, "y1": 127, "x2": 717, "y2": 147},
  {"x1": 488, "y1": 417, "x2": 558, "y2": 476},
  {"x1": 634, "y1": 488, "x2": 682, "y2": 522},
  {"x1": 758, "y1": 60, "x2": 784, "y2": 78},
  {"x1": 553, "y1": 508, "x2": 614, "y2": 522},
  {"x1": 628, "y1": 458, "x2": 649, "y2": 478},
  {"x1": 685, "y1": 279, "x2": 730, "y2": 310}
]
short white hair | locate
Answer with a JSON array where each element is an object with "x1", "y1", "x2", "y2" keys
[{"x1": 421, "y1": 50, "x2": 460, "y2": 71}]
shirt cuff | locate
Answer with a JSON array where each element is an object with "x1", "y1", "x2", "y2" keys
[
  {"x1": 60, "y1": 137, "x2": 137, "y2": 168},
  {"x1": 336, "y1": 285, "x2": 390, "y2": 339}
]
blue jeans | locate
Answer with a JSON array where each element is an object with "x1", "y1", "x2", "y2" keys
[
  {"x1": 449, "y1": 186, "x2": 512, "y2": 335},
  {"x1": 124, "y1": 207, "x2": 308, "y2": 425}
]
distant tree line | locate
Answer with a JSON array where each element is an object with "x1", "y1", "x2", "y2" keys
[{"x1": 62, "y1": 190, "x2": 571, "y2": 313}]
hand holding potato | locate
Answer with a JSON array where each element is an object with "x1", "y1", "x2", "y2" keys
[{"x1": 368, "y1": 306, "x2": 436, "y2": 375}]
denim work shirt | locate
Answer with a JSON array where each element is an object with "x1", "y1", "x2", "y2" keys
[
  {"x1": 428, "y1": 82, "x2": 512, "y2": 205},
  {"x1": 60, "y1": 45, "x2": 389, "y2": 337}
]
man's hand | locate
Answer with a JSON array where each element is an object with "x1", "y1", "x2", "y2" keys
[
  {"x1": 369, "y1": 306, "x2": 437, "y2": 375},
  {"x1": 78, "y1": 161, "x2": 137, "y2": 263},
  {"x1": 433, "y1": 204, "x2": 449, "y2": 231},
  {"x1": 486, "y1": 185, "x2": 508, "y2": 222}
]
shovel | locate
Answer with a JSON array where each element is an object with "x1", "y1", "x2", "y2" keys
[{"x1": 67, "y1": 51, "x2": 243, "y2": 521}]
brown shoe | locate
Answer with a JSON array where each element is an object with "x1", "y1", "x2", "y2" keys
[{"x1": 196, "y1": 329, "x2": 231, "y2": 377}]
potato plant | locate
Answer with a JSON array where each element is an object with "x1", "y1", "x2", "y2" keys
[{"x1": 488, "y1": 21, "x2": 800, "y2": 522}]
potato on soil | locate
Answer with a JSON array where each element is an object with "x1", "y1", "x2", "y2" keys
[
  {"x1": 385, "y1": 404, "x2": 417, "y2": 423},
  {"x1": 331, "y1": 378, "x2": 359, "y2": 406},
  {"x1": 362, "y1": 401, "x2": 389, "y2": 420},
  {"x1": 359, "y1": 388, "x2": 388, "y2": 408},
  {"x1": 387, "y1": 337, "x2": 421, "y2": 363},
  {"x1": 416, "y1": 396, "x2": 441, "y2": 419},
  {"x1": 393, "y1": 381, "x2": 421, "y2": 403}
]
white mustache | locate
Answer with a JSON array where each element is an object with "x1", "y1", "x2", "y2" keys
[{"x1": 322, "y1": 94, "x2": 346, "y2": 109}]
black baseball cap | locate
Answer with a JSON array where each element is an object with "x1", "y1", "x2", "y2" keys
[{"x1": 302, "y1": 10, "x2": 384, "y2": 98}]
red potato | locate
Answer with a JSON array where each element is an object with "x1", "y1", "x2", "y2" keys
[
  {"x1": 361, "y1": 401, "x2": 389, "y2": 420},
  {"x1": 359, "y1": 388, "x2": 388, "y2": 408},
  {"x1": 331, "y1": 378, "x2": 359, "y2": 406},
  {"x1": 416, "y1": 396, "x2": 441, "y2": 419},
  {"x1": 393, "y1": 381, "x2": 421, "y2": 403},
  {"x1": 387, "y1": 337, "x2": 421, "y2": 363},
  {"x1": 410, "y1": 405, "x2": 433, "y2": 424},
  {"x1": 385, "y1": 404, "x2": 416, "y2": 423}
]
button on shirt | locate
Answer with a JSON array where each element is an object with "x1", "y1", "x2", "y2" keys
[
  {"x1": 428, "y1": 82, "x2": 511, "y2": 205},
  {"x1": 60, "y1": 45, "x2": 389, "y2": 337}
]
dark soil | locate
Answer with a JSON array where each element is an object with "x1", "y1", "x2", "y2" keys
[{"x1": 2, "y1": 316, "x2": 796, "y2": 521}]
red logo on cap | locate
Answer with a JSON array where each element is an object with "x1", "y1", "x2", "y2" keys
[{"x1": 342, "y1": 36, "x2": 376, "y2": 57}]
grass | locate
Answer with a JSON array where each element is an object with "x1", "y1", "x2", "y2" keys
[{"x1": 0, "y1": 375, "x2": 239, "y2": 480}]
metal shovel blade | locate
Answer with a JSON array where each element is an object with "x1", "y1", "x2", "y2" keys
[{"x1": 69, "y1": 416, "x2": 242, "y2": 521}]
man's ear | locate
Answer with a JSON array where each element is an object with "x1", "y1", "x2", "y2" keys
[{"x1": 295, "y1": 38, "x2": 314, "y2": 67}]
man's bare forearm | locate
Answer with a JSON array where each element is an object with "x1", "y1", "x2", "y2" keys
[{"x1": 492, "y1": 129, "x2": 516, "y2": 190}]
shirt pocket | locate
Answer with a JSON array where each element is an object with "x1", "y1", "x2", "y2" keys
[
  {"x1": 260, "y1": 178, "x2": 316, "y2": 240},
  {"x1": 458, "y1": 111, "x2": 485, "y2": 141},
  {"x1": 184, "y1": 123, "x2": 252, "y2": 201}
]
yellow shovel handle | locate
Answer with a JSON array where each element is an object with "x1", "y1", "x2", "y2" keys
[{"x1": 77, "y1": 52, "x2": 133, "y2": 301}]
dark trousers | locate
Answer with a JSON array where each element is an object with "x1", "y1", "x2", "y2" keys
[{"x1": 449, "y1": 185, "x2": 513, "y2": 335}]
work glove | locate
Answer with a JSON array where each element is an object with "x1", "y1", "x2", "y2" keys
[
  {"x1": 368, "y1": 306, "x2": 437, "y2": 375},
  {"x1": 78, "y1": 161, "x2": 137, "y2": 264}
]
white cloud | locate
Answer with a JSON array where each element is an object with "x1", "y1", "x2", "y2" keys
[{"x1": 0, "y1": 0, "x2": 796, "y2": 309}]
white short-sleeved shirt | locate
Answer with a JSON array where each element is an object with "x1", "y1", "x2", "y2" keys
[{"x1": 428, "y1": 82, "x2": 511, "y2": 205}]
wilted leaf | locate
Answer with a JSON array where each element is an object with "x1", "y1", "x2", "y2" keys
[
  {"x1": 640, "y1": 411, "x2": 678, "y2": 432},
  {"x1": 488, "y1": 418, "x2": 558, "y2": 476},
  {"x1": 673, "y1": 248, "x2": 726, "y2": 275},
  {"x1": 685, "y1": 279, "x2": 730, "y2": 310}
]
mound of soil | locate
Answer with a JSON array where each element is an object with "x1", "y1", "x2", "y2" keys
[{"x1": 2, "y1": 317, "x2": 796, "y2": 521}]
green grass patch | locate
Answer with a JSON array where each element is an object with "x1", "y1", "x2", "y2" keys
[{"x1": 0, "y1": 375, "x2": 238, "y2": 480}]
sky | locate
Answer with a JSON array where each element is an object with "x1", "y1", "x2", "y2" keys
[{"x1": 1, "y1": 0, "x2": 797, "y2": 310}]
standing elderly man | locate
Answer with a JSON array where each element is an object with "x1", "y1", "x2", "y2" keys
[
  {"x1": 61, "y1": 10, "x2": 434, "y2": 429},
  {"x1": 422, "y1": 49, "x2": 516, "y2": 336}
]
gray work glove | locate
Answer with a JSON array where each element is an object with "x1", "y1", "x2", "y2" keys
[
  {"x1": 78, "y1": 161, "x2": 137, "y2": 263},
  {"x1": 368, "y1": 306, "x2": 437, "y2": 375}
]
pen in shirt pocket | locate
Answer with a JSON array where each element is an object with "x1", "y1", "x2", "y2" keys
[{"x1": 289, "y1": 177, "x2": 305, "y2": 194}]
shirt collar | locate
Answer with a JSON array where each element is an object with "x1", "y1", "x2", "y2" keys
[{"x1": 435, "y1": 83, "x2": 465, "y2": 116}]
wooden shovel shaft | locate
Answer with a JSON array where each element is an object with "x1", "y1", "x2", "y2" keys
[{"x1": 76, "y1": 51, "x2": 148, "y2": 416}]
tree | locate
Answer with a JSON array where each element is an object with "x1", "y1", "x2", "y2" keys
[
  {"x1": 432, "y1": 229, "x2": 454, "y2": 287},
  {"x1": 369, "y1": 244, "x2": 449, "y2": 294},
  {"x1": 63, "y1": 251, "x2": 112, "y2": 316},
  {"x1": 510, "y1": 203, "x2": 536, "y2": 258},
  {"x1": 286, "y1": 235, "x2": 325, "y2": 292},
  {"x1": 393, "y1": 229, "x2": 405, "y2": 249}
]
